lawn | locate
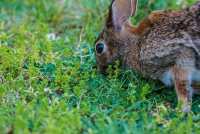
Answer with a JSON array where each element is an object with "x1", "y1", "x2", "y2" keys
[{"x1": 0, "y1": 0, "x2": 200, "y2": 133}]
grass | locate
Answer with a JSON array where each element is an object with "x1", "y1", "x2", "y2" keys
[{"x1": 0, "y1": 0, "x2": 200, "y2": 133}]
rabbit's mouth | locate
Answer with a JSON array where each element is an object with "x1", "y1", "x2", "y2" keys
[
  {"x1": 98, "y1": 60, "x2": 122, "y2": 75},
  {"x1": 98, "y1": 65, "x2": 108, "y2": 75}
]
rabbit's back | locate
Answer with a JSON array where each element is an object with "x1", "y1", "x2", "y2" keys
[{"x1": 139, "y1": 1, "x2": 200, "y2": 79}]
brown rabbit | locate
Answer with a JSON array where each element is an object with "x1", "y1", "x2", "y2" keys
[{"x1": 95, "y1": 0, "x2": 200, "y2": 112}]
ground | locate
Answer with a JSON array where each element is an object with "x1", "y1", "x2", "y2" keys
[{"x1": 0, "y1": 0, "x2": 200, "y2": 133}]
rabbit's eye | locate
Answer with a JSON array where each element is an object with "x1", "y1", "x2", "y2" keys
[{"x1": 96, "y1": 43, "x2": 105, "y2": 54}]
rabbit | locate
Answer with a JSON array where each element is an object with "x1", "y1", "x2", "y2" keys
[{"x1": 95, "y1": 0, "x2": 200, "y2": 113}]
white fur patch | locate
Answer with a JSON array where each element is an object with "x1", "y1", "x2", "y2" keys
[
  {"x1": 160, "y1": 70, "x2": 173, "y2": 87},
  {"x1": 192, "y1": 69, "x2": 200, "y2": 82}
]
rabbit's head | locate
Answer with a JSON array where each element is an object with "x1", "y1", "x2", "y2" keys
[{"x1": 95, "y1": 0, "x2": 139, "y2": 73}]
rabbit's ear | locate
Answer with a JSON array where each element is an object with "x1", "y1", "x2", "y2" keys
[{"x1": 111, "y1": 0, "x2": 137, "y2": 31}]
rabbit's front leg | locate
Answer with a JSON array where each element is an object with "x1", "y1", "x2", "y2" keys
[{"x1": 172, "y1": 66, "x2": 193, "y2": 113}]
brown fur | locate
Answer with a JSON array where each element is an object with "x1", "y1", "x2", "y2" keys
[{"x1": 95, "y1": 0, "x2": 200, "y2": 112}]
